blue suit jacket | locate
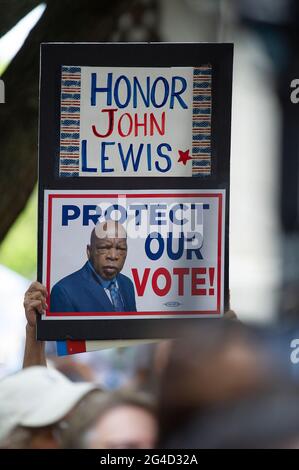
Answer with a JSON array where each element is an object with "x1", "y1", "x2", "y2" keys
[{"x1": 50, "y1": 262, "x2": 137, "y2": 313}]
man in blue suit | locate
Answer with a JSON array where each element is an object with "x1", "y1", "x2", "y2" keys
[{"x1": 50, "y1": 220, "x2": 136, "y2": 313}]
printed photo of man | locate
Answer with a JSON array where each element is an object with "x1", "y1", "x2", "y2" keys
[{"x1": 50, "y1": 220, "x2": 136, "y2": 313}]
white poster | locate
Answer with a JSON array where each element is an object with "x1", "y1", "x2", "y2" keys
[
  {"x1": 42, "y1": 189, "x2": 225, "y2": 320},
  {"x1": 59, "y1": 65, "x2": 212, "y2": 177}
]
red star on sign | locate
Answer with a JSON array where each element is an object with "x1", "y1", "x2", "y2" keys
[{"x1": 178, "y1": 149, "x2": 192, "y2": 165}]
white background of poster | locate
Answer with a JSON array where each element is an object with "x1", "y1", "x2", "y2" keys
[
  {"x1": 42, "y1": 189, "x2": 225, "y2": 320},
  {"x1": 79, "y1": 67, "x2": 193, "y2": 177}
]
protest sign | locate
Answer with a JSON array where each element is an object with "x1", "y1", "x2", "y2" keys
[
  {"x1": 37, "y1": 43, "x2": 233, "y2": 340},
  {"x1": 59, "y1": 65, "x2": 211, "y2": 177},
  {"x1": 43, "y1": 189, "x2": 224, "y2": 316}
]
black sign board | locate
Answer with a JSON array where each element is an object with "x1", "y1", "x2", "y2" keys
[{"x1": 37, "y1": 42, "x2": 233, "y2": 341}]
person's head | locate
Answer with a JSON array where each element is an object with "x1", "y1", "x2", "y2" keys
[
  {"x1": 87, "y1": 220, "x2": 127, "y2": 280},
  {"x1": 0, "y1": 366, "x2": 100, "y2": 449},
  {"x1": 62, "y1": 390, "x2": 158, "y2": 449},
  {"x1": 157, "y1": 321, "x2": 278, "y2": 446}
]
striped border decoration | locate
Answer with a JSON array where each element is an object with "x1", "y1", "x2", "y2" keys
[
  {"x1": 59, "y1": 66, "x2": 81, "y2": 177},
  {"x1": 192, "y1": 65, "x2": 212, "y2": 176}
]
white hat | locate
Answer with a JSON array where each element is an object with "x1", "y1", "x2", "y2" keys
[{"x1": 0, "y1": 366, "x2": 98, "y2": 443}]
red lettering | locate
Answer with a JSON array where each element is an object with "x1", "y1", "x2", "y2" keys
[
  {"x1": 152, "y1": 268, "x2": 171, "y2": 296},
  {"x1": 118, "y1": 112, "x2": 133, "y2": 137},
  {"x1": 92, "y1": 108, "x2": 118, "y2": 138},
  {"x1": 131, "y1": 268, "x2": 150, "y2": 296},
  {"x1": 173, "y1": 268, "x2": 189, "y2": 295},
  {"x1": 131, "y1": 267, "x2": 213, "y2": 298},
  {"x1": 134, "y1": 113, "x2": 147, "y2": 137},
  {"x1": 192, "y1": 268, "x2": 206, "y2": 295},
  {"x1": 150, "y1": 112, "x2": 165, "y2": 136}
]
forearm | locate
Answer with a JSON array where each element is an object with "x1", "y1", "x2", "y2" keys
[{"x1": 23, "y1": 324, "x2": 47, "y2": 368}]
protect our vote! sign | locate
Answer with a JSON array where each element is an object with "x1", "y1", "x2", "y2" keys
[
  {"x1": 42, "y1": 189, "x2": 225, "y2": 319},
  {"x1": 37, "y1": 43, "x2": 233, "y2": 341},
  {"x1": 59, "y1": 66, "x2": 212, "y2": 177}
]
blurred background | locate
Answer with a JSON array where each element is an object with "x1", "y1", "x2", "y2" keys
[{"x1": 1, "y1": 0, "x2": 299, "y2": 382}]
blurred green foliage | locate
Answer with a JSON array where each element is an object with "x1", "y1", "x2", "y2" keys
[
  {"x1": 0, "y1": 187, "x2": 37, "y2": 279},
  {"x1": 0, "y1": 60, "x2": 8, "y2": 75}
]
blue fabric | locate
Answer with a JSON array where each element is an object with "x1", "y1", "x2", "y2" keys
[
  {"x1": 108, "y1": 279, "x2": 124, "y2": 311},
  {"x1": 56, "y1": 341, "x2": 68, "y2": 356},
  {"x1": 50, "y1": 261, "x2": 136, "y2": 312}
]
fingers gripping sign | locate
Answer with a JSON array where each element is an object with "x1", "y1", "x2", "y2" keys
[{"x1": 24, "y1": 282, "x2": 48, "y2": 327}]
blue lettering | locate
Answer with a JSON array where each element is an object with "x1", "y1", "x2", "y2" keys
[
  {"x1": 81, "y1": 139, "x2": 97, "y2": 173},
  {"x1": 101, "y1": 142, "x2": 115, "y2": 173},
  {"x1": 118, "y1": 143, "x2": 143, "y2": 172},
  {"x1": 170, "y1": 76, "x2": 188, "y2": 109},
  {"x1": 151, "y1": 77, "x2": 169, "y2": 108},
  {"x1": 167, "y1": 232, "x2": 184, "y2": 260},
  {"x1": 145, "y1": 232, "x2": 164, "y2": 260},
  {"x1": 62, "y1": 205, "x2": 80, "y2": 226},
  {"x1": 155, "y1": 143, "x2": 172, "y2": 173},
  {"x1": 170, "y1": 204, "x2": 188, "y2": 225},
  {"x1": 186, "y1": 233, "x2": 203, "y2": 260},
  {"x1": 147, "y1": 143, "x2": 152, "y2": 171},
  {"x1": 133, "y1": 76, "x2": 150, "y2": 108},
  {"x1": 114, "y1": 75, "x2": 131, "y2": 108},
  {"x1": 83, "y1": 205, "x2": 100, "y2": 226},
  {"x1": 130, "y1": 204, "x2": 148, "y2": 225},
  {"x1": 105, "y1": 204, "x2": 127, "y2": 223},
  {"x1": 91, "y1": 72, "x2": 113, "y2": 106},
  {"x1": 90, "y1": 73, "x2": 188, "y2": 109},
  {"x1": 150, "y1": 204, "x2": 167, "y2": 225}
]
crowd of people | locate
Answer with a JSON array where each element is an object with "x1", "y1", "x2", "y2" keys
[{"x1": 1, "y1": 281, "x2": 299, "y2": 449}]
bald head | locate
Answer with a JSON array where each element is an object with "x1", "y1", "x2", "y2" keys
[
  {"x1": 87, "y1": 221, "x2": 128, "y2": 280},
  {"x1": 92, "y1": 220, "x2": 127, "y2": 243}
]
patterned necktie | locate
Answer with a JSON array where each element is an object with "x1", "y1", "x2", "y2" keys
[{"x1": 108, "y1": 279, "x2": 124, "y2": 311}]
